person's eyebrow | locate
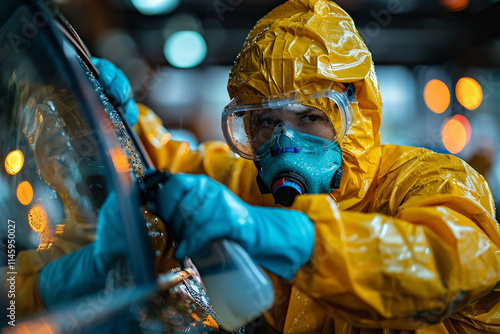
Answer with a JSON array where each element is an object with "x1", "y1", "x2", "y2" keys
[{"x1": 292, "y1": 108, "x2": 324, "y2": 116}]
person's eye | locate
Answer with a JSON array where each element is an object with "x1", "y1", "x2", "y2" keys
[
  {"x1": 260, "y1": 118, "x2": 277, "y2": 127},
  {"x1": 302, "y1": 115, "x2": 322, "y2": 122}
]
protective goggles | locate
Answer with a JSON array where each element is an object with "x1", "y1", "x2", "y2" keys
[{"x1": 221, "y1": 85, "x2": 356, "y2": 161}]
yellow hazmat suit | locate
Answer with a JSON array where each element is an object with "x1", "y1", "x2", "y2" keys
[{"x1": 135, "y1": 0, "x2": 500, "y2": 332}]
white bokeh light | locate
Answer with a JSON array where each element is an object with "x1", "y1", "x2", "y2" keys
[
  {"x1": 163, "y1": 31, "x2": 207, "y2": 68},
  {"x1": 131, "y1": 0, "x2": 180, "y2": 15}
]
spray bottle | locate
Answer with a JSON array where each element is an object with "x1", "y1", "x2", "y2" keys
[{"x1": 140, "y1": 170, "x2": 274, "y2": 332}]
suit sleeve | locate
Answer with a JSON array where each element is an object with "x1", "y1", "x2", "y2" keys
[
  {"x1": 290, "y1": 146, "x2": 500, "y2": 329},
  {"x1": 134, "y1": 104, "x2": 240, "y2": 185},
  {"x1": 1, "y1": 237, "x2": 85, "y2": 317}
]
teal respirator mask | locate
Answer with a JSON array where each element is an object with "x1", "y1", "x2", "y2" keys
[{"x1": 222, "y1": 84, "x2": 356, "y2": 206}]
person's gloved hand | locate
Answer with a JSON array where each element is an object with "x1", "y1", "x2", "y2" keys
[
  {"x1": 154, "y1": 174, "x2": 315, "y2": 281},
  {"x1": 91, "y1": 57, "x2": 139, "y2": 126},
  {"x1": 39, "y1": 193, "x2": 127, "y2": 309}
]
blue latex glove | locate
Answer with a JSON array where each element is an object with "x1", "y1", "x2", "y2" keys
[
  {"x1": 155, "y1": 174, "x2": 315, "y2": 281},
  {"x1": 39, "y1": 193, "x2": 126, "y2": 309},
  {"x1": 91, "y1": 57, "x2": 139, "y2": 126}
]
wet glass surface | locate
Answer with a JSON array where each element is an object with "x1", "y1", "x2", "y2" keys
[{"x1": 0, "y1": 2, "x2": 240, "y2": 332}]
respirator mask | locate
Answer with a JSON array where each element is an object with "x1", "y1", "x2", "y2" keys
[{"x1": 222, "y1": 84, "x2": 356, "y2": 206}]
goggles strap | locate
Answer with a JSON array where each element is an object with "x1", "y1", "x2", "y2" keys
[{"x1": 343, "y1": 84, "x2": 356, "y2": 103}]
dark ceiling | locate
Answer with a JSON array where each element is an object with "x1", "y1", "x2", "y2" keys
[{"x1": 59, "y1": 0, "x2": 500, "y2": 68}]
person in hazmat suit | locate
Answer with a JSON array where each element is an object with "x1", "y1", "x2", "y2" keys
[
  {"x1": 129, "y1": 0, "x2": 500, "y2": 333},
  {"x1": 8, "y1": 0, "x2": 500, "y2": 333}
]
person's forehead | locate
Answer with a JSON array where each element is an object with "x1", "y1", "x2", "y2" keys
[{"x1": 259, "y1": 104, "x2": 322, "y2": 115}]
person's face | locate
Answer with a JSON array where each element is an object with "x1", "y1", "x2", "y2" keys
[{"x1": 248, "y1": 104, "x2": 336, "y2": 151}]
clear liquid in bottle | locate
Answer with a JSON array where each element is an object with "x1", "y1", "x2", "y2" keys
[{"x1": 190, "y1": 239, "x2": 274, "y2": 332}]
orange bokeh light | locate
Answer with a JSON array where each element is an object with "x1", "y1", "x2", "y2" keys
[
  {"x1": 28, "y1": 203, "x2": 48, "y2": 233},
  {"x1": 17, "y1": 181, "x2": 33, "y2": 205},
  {"x1": 456, "y1": 77, "x2": 483, "y2": 110},
  {"x1": 452, "y1": 114, "x2": 471, "y2": 144},
  {"x1": 5, "y1": 150, "x2": 24, "y2": 175},
  {"x1": 109, "y1": 146, "x2": 131, "y2": 173},
  {"x1": 440, "y1": 0, "x2": 468, "y2": 11},
  {"x1": 442, "y1": 118, "x2": 467, "y2": 154},
  {"x1": 424, "y1": 79, "x2": 450, "y2": 114}
]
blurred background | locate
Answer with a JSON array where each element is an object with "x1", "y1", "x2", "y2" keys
[{"x1": 55, "y1": 0, "x2": 500, "y2": 212}]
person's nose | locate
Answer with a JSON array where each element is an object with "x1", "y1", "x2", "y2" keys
[
  {"x1": 271, "y1": 122, "x2": 296, "y2": 149},
  {"x1": 272, "y1": 121, "x2": 294, "y2": 135}
]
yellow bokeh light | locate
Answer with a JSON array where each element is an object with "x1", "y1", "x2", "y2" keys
[
  {"x1": 5, "y1": 150, "x2": 24, "y2": 175},
  {"x1": 442, "y1": 118, "x2": 467, "y2": 154},
  {"x1": 456, "y1": 77, "x2": 483, "y2": 110},
  {"x1": 17, "y1": 181, "x2": 33, "y2": 205},
  {"x1": 28, "y1": 203, "x2": 48, "y2": 233},
  {"x1": 424, "y1": 79, "x2": 450, "y2": 114}
]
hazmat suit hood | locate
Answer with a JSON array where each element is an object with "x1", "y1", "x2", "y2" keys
[{"x1": 228, "y1": 0, "x2": 382, "y2": 209}]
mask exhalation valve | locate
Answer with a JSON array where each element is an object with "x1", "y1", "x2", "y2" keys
[{"x1": 271, "y1": 172, "x2": 307, "y2": 207}]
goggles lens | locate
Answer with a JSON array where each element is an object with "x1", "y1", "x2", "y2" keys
[{"x1": 222, "y1": 88, "x2": 354, "y2": 160}]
